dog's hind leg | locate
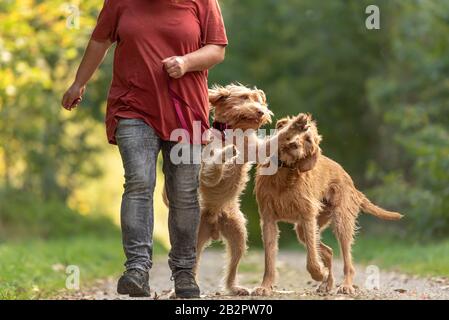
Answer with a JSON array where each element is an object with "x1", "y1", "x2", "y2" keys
[
  {"x1": 219, "y1": 211, "x2": 250, "y2": 296},
  {"x1": 194, "y1": 214, "x2": 214, "y2": 281},
  {"x1": 252, "y1": 217, "x2": 278, "y2": 296},
  {"x1": 333, "y1": 207, "x2": 357, "y2": 295}
]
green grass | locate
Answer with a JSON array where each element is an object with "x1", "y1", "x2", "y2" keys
[
  {"x1": 351, "y1": 237, "x2": 449, "y2": 277},
  {"x1": 0, "y1": 235, "x2": 166, "y2": 299},
  {"x1": 283, "y1": 231, "x2": 449, "y2": 277},
  {"x1": 0, "y1": 188, "x2": 169, "y2": 299}
]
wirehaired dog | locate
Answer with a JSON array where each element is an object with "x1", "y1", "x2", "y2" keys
[
  {"x1": 253, "y1": 113, "x2": 403, "y2": 296},
  {"x1": 194, "y1": 83, "x2": 273, "y2": 295}
]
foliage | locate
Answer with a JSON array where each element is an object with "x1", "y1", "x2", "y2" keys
[
  {"x1": 0, "y1": 187, "x2": 118, "y2": 241},
  {"x1": 0, "y1": 0, "x2": 108, "y2": 201},
  {"x1": 366, "y1": 1, "x2": 449, "y2": 238}
]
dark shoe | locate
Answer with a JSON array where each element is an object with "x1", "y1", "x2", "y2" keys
[
  {"x1": 117, "y1": 269, "x2": 151, "y2": 297},
  {"x1": 171, "y1": 269, "x2": 200, "y2": 298}
]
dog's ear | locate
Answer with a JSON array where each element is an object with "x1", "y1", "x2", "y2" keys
[
  {"x1": 297, "y1": 149, "x2": 320, "y2": 172},
  {"x1": 308, "y1": 121, "x2": 322, "y2": 144},
  {"x1": 255, "y1": 88, "x2": 267, "y2": 105},
  {"x1": 209, "y1": 86, "x2": 231, "y2": 106},
  {"x1": 275, "y1": 117, "x2": 290, "y2": 130}
]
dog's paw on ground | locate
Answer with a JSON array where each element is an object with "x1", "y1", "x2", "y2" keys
[
  {"x1": 316, "y1": 280, "x2": 334, "y2": 294},
  {"x1": 336, "y1": 284, "x2": 356, "y2": 295},
  {"x1": 251, "y1": 286, "x2": 272, "y2": 296},
  {"x1": 229, "y1": 286, "x2": 250, "y2": 296}
]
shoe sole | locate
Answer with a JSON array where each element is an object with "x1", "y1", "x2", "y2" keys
[
  {"x1": 175, "y1": 288, "x2": 201, "y2": 299},
  {"x1": 117, "y1": 278, "x2": 151, "y2": 297}
]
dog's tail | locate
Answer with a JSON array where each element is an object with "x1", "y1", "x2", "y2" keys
[{"x1": 359, "y1": 192, "x2": 403, "y2": 221}]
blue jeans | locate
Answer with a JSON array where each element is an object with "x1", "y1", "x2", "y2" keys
[{"x1": 115, "y1": 118, "x2": 201, "y2": 272}]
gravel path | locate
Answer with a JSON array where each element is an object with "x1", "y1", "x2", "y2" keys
[{"x1": 56, "y1": 250, "x2": 449, "y2": 300}]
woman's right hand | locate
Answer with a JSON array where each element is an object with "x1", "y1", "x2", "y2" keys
[{"x1": 61, "y1": 83, "x2": 86, "y2": 111}]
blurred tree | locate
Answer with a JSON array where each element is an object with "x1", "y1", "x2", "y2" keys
[
  {"x1": 366, "y1": 1, "x2": 449, "y2": 239},
  {"x1": 0, "y1": 0, "x2": 109, "y2": 201}
]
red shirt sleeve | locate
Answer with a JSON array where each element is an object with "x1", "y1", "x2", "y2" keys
[
  {"x1": 200, "y1": 0, "x2": 228, "y2": 46},
  {"x1": 91, "y1": 0, "x2": 118, "y2": 43}
]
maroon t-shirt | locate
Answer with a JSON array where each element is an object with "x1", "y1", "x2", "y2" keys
[{"x1": 91, "y1": 0, "x2": 228, "y2": 144}]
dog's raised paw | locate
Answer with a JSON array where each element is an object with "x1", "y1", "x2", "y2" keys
[
  {"x1": 229, "y1": 286, "x2": 250, "y2": 296},
  {"x1": 291, "y1": 113, "x2": 309, "y2": 131},
  {"x1": 307, "y1": 263, "x2": 329, "y2": 282},
  {"x1": 337, "y1": 284, "x2": 356, "y2": 295},
  {"x1": 251, "y1": 286, "x2": 272, "y2": 296}
]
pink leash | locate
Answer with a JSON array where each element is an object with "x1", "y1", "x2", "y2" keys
[{"x1": 166, "y1": 74, "x2": 209, "y2": 143}]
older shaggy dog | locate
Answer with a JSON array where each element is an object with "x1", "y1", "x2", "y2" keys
[
  {"x1": 253, "y1": 114, "x2": 402, "y2": 296},
  {"x1": 195, "y1": 83, "x2": 272, "y2": 295}
]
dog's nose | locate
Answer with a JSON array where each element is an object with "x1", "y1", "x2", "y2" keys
[
  {"x1": 288, "y1": 142, "x2": 298, "y2": 149},
  {"x1": 257, "y1": 110, "x2": 265, "y2": 117}
]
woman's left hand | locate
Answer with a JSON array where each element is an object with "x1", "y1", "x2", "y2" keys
[{"x1": 162, "y1": 56, "x2": 188, "y2": 79}]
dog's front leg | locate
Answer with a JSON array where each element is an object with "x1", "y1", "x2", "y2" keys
[
  {"x1": 252, "y1": 217, "x2": 278, "y2": 296},
  {"x1": 200, "y1": 162, "x2": 225, "y2": 187},
  {"x1": 201, "y1": 144, "x2": 238, "y2": 187}
]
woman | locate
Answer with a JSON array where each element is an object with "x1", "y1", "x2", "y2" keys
[{"x1": 61, "y1": 0, "x2": 227, "y2": 298}]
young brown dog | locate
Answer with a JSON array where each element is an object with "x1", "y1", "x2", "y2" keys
[
  {"x1": 253, "y1": 114, "x2": 403, "y2": 296},
  {"x1": 195, "y1": 83, "x2": 272, "y2": 295}
]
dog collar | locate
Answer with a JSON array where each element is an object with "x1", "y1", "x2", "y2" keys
[
  {"x1": 212, "y1": 121, "x2": 229, "y2": 140},
  {"x1": 212, "y1": 121, "x2": 228, "y2": 132},
  {"x1": 277, "y1": 159, "x2": 298, "y2": 170},
  {"x1": 270, "y1": 155, "x2": 296, "y2": 170},
  {"x1": 276, "y1": 153, "x2": 319, "y2": 172}
]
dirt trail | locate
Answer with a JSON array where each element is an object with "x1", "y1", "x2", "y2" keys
[{"x1": 57, "y1": 251, "x2": 449, "y2": 300}]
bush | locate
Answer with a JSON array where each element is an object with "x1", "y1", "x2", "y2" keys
[{"x1": 366, "y1": 1, "x2": 449, "y2": 240}]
